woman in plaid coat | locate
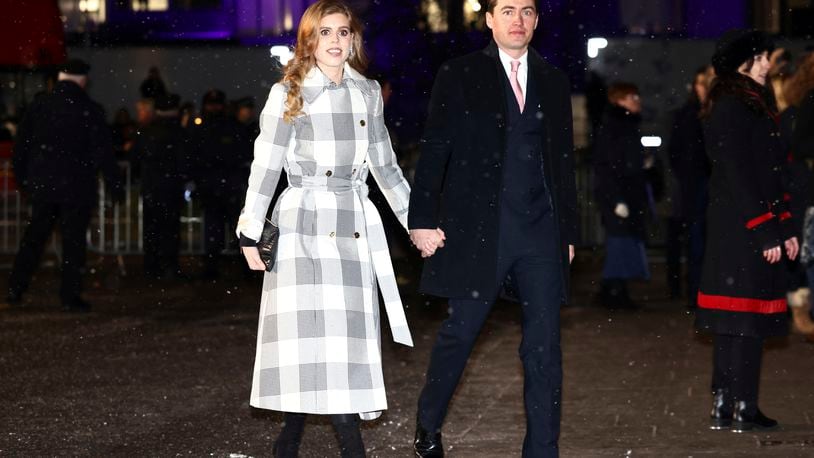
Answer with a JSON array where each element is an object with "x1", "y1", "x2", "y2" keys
[{"x1": 236, "y1": 2, "x2": 419, "y2": 456}]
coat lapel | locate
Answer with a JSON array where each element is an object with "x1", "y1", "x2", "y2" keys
[{"x1": 481, "y1": 41, "x2": 510, "y2": 127}]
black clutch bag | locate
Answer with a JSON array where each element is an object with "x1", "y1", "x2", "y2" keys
[{"x1": 257, "y1": 218, "x2": 279, "y2": 272}]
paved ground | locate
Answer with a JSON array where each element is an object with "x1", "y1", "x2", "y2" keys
[{"x1": 1, "y1": 251, "x2": 813, "y2": 457}]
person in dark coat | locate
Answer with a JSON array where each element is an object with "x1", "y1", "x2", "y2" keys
[
  {"x1": 139, "y1": 66, "x2": 167, "y2": 100},
  {"x1": 186, "y1": 89, "x2": 244, "y2": 278},
  {"x1": 132, "y1": 93, "x2": 186, "y2": 280},
  {"x1": 784, "y1": 52, "x2": 814, "y2": 334},
  {"x1": 697, "y1": 29, "x2": 798, "y2": 433},
  {"x1": 7, "y1": 59, "x2": 123, "y2": 311},
  {"x1": 593, "y1": 82, "x2": 651, "y2": 308},
  {"x1": 408, "y1": 0, "x2": 578, "y2": 455},
  {"x1": 666, "y1": 67, "x2": 713, "y2": 308}
]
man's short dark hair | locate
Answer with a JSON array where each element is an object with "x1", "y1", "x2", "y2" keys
[{"x1": 486, "y1": 0, "x2": 538, "y2": 14}]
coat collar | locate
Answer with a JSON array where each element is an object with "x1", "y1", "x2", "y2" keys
[
  {"x1": 300, "y1": 62, "x2": 372, "y2": 104},
  {"x1": 481, "y1": 40, "x2": 551, "y2": 119}
]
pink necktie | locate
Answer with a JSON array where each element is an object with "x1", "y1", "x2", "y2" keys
[{"x1": 510, "y1": 60, "x2": 524, "y2": 113}]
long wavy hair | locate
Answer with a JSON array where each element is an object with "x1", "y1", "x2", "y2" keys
[
  {"x1": 281, "y1": 0, "x2": 368, "y2": 123},
  {"x1": 784, "y1": 53, "x2": 814, "y2": 108}
]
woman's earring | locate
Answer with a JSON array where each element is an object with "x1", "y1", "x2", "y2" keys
[{"x1": 349, "y1": 46, "x2": 355, "y2": 58}]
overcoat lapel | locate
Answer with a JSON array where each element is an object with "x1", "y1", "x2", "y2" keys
[{"x1": 481, "y1": 42, "x2": 510, "y2": 129}]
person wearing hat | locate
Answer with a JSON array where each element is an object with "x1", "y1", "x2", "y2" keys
[
  {"x1": 132, "y1": 93, "x2": 186, "y2": 280},
  {"x1": 185, "y1": 88, "x2": 245, "y2": 279},
  {"x1": 7, "y1": 58, "x2": 123, "y2": 311},
  {"x1": 696, "y1": 29, "x2": 798, "y2": 432}
]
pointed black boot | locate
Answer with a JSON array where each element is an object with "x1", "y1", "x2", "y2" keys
[
  {"x1": 709, "y1": 389, "x2": 732, "y2": 430},
  {"x1": 273, "y1": 413, "x2": 306, "y2": 458},
  {"x1": 731, "y1": 401, "x2": 778, "y2": 433},
  {"x1": 414, "y1": 416, "x2": 444, "y2": 457}
]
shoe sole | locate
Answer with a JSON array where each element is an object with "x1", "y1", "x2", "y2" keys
[
  {"x1": 710, "y1": 417, "x2": 732, "y2": 430},
  {"x1": 731, "y1": 422, "x2": 778, "y2": 433}
]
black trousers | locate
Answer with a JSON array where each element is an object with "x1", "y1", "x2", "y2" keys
[
  {"x1": 142, "y1": 190, "x2": 181, "y2": 277},
  {"x1": 712, "y1": 334, "x2": 763, "y2": 402},
  {"x1": 9, "y1": 201, "x2": 91, "y2": 302},
  {"x1": 417, "y1": 214, "x2": 563, "y2": 458}
]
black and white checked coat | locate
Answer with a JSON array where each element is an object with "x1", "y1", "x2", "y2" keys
[{"x1": 236, "y1": 64, "x2": 413, "y2": 419}]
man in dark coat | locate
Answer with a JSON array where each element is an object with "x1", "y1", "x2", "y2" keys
[
  {"x1": 408, "y1": 1, "x2": 577, "y2": 456},
  {"x1": 132, "y1": 93, "x2": 185, "y2": 280},
  {"x1": 186, "y1": 89, "x2": 244, "y2": 278},
  {"x1": 666, "y1": 68, "x2": 712, "y2": 308},
  {"x1": 7, "y1": 59, "x2": 122, "y2": 311}
]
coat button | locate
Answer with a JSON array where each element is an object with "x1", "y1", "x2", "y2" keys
[
  {"x1": 360, "y1": 120, "x2": 366, "y2": 127},
  {"x1": 325, "y1": 170, "x2": 333, "y2": 177},
  {"x1": 329, "y1": 231, "x2": 335, "y2": 238},
  {"x1": 354, "y1": 232, "x2": 360, "y2": 238}
]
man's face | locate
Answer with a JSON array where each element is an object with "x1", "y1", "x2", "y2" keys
[{"x1": 486, "y1": 0, "x2": 538, "y2": 56}]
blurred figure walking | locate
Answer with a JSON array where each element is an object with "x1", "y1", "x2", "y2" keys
[
  {"x1": 666, "y1": 67, "x2": 712, "y2": 309},
  {"x1": 187, "y1": 89, "x2": 244, "y2": 278},
  {"x1": 132, "y1": 93, "x2": 186, "y2": 280},
  {"x1": 7, "y1": 59, "x2": 123, "y2": 311},
  {"x1": 594, "y1": 82, "x2": 651, "y2": 309},
  {"x1": 697, "y1": 30, "x2": 797, "y2": 432}
]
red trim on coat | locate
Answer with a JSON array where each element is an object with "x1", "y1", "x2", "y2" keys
[
  {"x1": 745, "y1": 212, "x2": 774, "y2": 229},
  {"x1": 779, "y1": 211, "x2": 792, "y2": 221},
  {"x1": 697, "y1": 291, "x2": 787, "y2": 314}
]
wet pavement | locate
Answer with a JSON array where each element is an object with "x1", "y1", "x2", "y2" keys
[{"x1": 1, "y1": 252, "x2": 813, "y2": 457}]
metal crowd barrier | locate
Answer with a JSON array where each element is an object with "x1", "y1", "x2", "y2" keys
[
  {"x1": 0, "y1": 160, "x2": 229, "y2": 256},
  {"x1": 0, "y1": 158, "x2": 608, "y2": 256}
]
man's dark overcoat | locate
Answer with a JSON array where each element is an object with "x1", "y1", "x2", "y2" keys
[{"x1": 408, "y1": 41, "x2": 578, "y2": 301}]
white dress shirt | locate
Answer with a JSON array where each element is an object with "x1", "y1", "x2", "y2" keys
[{"x1": 497, "y1": 47, "x2": 529, "y2": 103}]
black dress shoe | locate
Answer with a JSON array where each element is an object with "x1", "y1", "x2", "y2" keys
[
  {"x1": 731, "y1": 401, "x2": 778, "y2": 432},
  {"x1": 709, "y1": 389, "x2": 732, "y2": 430},
  {"x1": 414, "y1": 418, "x2": 444, "y2": 457},
  {"x1": 61, "y1": 298, "x2": 92, "y2": 313}
]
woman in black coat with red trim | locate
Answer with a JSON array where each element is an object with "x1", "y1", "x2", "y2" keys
[{"x1": 697, "y1": 29, "x2": 799, "y2": 433}]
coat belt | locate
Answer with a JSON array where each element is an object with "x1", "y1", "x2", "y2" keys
[{"x1": 288, "y1": 174, "x2": 414, "y2": 347}]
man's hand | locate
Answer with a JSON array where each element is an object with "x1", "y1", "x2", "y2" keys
[
  {"x1": 410, "y1": 228, "x2": 446, "y2": 258},
  {"x1": 241, "y1": 246, "x2": 266, "y2": 270},
  {"x1": 569, "y1": 244, "x2": 575, "y2": 263}
]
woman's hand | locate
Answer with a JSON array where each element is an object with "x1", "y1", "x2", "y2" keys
[
  {"x1": 242, "y1": 246, "x2": 266, "y2": 270},
  {"x1": 763, "y1": 245, "x2": 782, "y2": 264},
  {"x1": 785, "y1": 236, "x2": 799, "y2": 261}
]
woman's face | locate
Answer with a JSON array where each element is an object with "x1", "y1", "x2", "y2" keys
[
  {"x1": 313, "y1": 13, "x2": 353, "y2": 73},
  {"x1": 739, "y1": 51, "x2": 771, "y2": 86}
]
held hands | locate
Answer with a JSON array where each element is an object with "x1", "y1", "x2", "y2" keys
[
  {"x1": 409, "y1": 228, "x2": 446, "y2": 258},
  {"x1": 241, "y1": 246, "x2": 266, "y2": 270},
  {"x1": 762, "y1": 237, "x2": 799, "y2": 264},
  {"x1": 614, "y1": 202, "x2": 630, "y2": 219}
]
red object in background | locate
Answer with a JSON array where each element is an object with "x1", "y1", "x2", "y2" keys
[
  {"x1": 0, "y1": 141, "x2": 17, "y2": 192},
  {"x1": 0, "y1": 0, "x2": 66, "y2": 68}
]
